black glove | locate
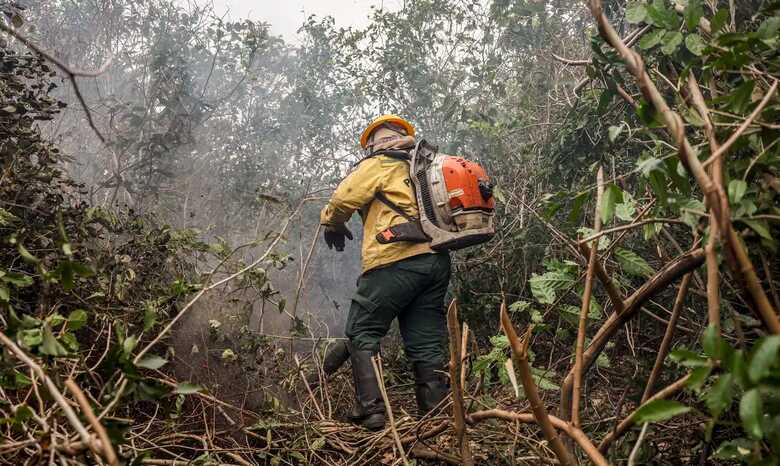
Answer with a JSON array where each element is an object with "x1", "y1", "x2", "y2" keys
[{"x1": 323, "y1": 224, "x2": 353, "y2": 252}]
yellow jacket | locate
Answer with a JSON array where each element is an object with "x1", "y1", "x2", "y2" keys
[{"x1": 320, "y1": 155, "x2": 434, "y2": 273}]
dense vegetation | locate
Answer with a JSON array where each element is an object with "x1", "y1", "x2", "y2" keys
[{"x1": 1, "y1": 0, "x2": 779, "y2": 464}]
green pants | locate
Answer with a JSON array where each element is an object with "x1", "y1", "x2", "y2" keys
[{"x1": 346, "y1": 252, "x2": 451, "y2": 366}]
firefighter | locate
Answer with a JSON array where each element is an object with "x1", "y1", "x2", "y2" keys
[{"x1": 320, "y1": 114, "x2": 450, "y2": 430}]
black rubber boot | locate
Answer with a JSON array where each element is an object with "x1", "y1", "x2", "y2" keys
[
  {"x1": 305, "y1": 340, "x2": 351, "y2": 388},
  {"x1": 413, "y1": 362, "x2": 449, "y2": 415},
  {"x1": 347, "y1": 348, "x2": 385, "y2": 431}
]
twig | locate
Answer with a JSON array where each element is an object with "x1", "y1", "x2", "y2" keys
[
  {"x1": 468, "y1": 409, "x2": 611, "y2": 466},
  {"x1": 291, "y1": 223, "x2": 322, "y2": 326},
  {"x1": 685, "y1": 75, "x2": 724, "y2": 330},
  {"x1": 0, "y1": 22, "x2": 112, "y2": 143},
  {"x1": 598, "y1": 373, "x2": 691, "y2": 452},
  {"x1": 577, "y1": 218, "x2": 686, "y2": 245},
  {"x1": 134, "y1": 201, "x2": 302, "y2": 363},
  {"x1": 446, "y1": 300, "x2": 474, "y2": 466},
  {"x1": 588, "y1": 0, "x2": 780, "y2": 334},
  {"x1": 560, "y1": 248, "x2": 705, "y2": 421},
  {"x1": 64, "y1": 379, "x2": 119, "y2": 466},
  {"x1": 370, "y1": 355, "x2": 410, "y2": 466},
  {"x1": 641, "y1": 274, "x2": 692, "y2": 403},
  {"x1": 500, "y1": 305, "x2": 577, "y2": 466},
  {"x1": 573, "y1": 166, "x2": 604, "y2": 428},
  {"x1": 628, "y1": 423, "x2": 649, "y2": 466},
  {"x1": 0, "y1": 332, "x2": 100, "y2": 461},
  {"x1": 705, "y1": 80, "x2": 779, "y2": 167},
  {"x1": 553, "y1": 53, "x2": 590, "y2": 66},
  {"x1": 294, "y1": 355, "x2": 325, "y2": 421}
]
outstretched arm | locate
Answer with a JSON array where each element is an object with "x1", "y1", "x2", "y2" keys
[{"x1": 320, "y1": 158, "x2": 385, "y2": 225}]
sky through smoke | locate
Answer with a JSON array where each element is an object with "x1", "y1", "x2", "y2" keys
[{"x1": 194, "y1": 0, "x2": 402, "y2": 42}]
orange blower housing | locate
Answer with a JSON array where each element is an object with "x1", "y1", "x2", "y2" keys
[
  {"x1": 410, "y1": 140, "x2": 496, "y2": 251},
  {"x1": 442, "y1": 157, "x2": 496, "y2": 212}
]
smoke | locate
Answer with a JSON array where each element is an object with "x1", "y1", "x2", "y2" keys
[{"x1": 25, "y1": 0, "x2": 367, "y2": 342}]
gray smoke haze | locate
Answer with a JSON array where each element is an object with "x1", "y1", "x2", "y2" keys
[{"x1": 181, "y1": 0, "x2": 400, "y2": 42}]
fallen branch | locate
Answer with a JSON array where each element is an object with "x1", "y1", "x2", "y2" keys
[
  {"x1": 468, "y1": 408, "x2": 611, "y2": 466},
  {"x1": 64, "y1": 379, "x2": 119, "y2": 466},
  {"x1": 500, "y1": 305, "x2": 578, "y2": 466},
  {"x1": 0, "y1": 332, "x2": 101, "y2": 462},
  {"x1": 371, "y1": 355, "x2": 410, "y2": 466}
]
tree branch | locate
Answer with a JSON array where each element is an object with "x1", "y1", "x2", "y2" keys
[
  {"x1": 447, "y1": 300, "x2": 474, "y2": 466},
  {"x1": 0, "y1": 21, "x2": 112, "y2": 144},
  {"x1": 500, "y1": 305, "x2": 578, "y2": 466}
]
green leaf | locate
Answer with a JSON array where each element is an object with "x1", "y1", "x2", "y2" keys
[
  {"x1": 40, "y1": 325, "x2": 68, "y2": 356},
  {"x1": 57, "y1": 261, "x2": 74, "y2": 291},
  {"x1": 608, "y1": 125, "x2": 623, "y2": 142},
  {"x1": 70, "y1": 262, "x2": 94, "y2": 277},
  {"x1": 143, "y1": 305, "x2": 157, "y2": 331},
  {"x1": 2, "y1": 272, "x2": 34, "y2": 287},
  {"x1": 14, "y1": 371, "x2": 32, "y2": 387},
  {"x1": 726, "y1": 81, "x2": 755, "y2": 114},
  {"x1": 67, "y1": 309, "x2": 88, "y2": 330},
  {"x1": 17, "y1": 244, "x2": 39, "y2": 264},
  {"x1": 685, "y1": 33, "x2": 706, "y2": 56},
  {"x1": 707, "y1": 373, "x2": 735, "y2": 419},
  {"x1": 684, "y1": 0, "x2": 704, "y2": 30},
  {"x1": 686, "y1": 366, "x2": 712, "y2": 392},
  {"x1": 710, "y1": 8, "x2": 729, "y2": 34},
  {"x1": 530, "y1": 366, "x2": 559, "y2": 391},
  {"x1": 632, "y1": 399, "x2": 691, "y2": 424},
  {"x1": 646, "y1": 0, "x2": 681, "y2": 29},
  {"x1": 614, "y1": 248, "x2": 654, "y2": 277},
  {"x1": 638, "y1": 28, "x2": 666, "y2": 49},
  {"x1": 670, "y1": 349, "x2": 709, "y2": 367},
  {"x1": 625, "y1": 3, "x2": 647, "y2": 23},
  {"x1": 748, "y1": 335, "x2": 780, "y2": 383},
  {"x1": 615, "y1": 192, "x2": 637, "y2": 221},
  {"x1": 48, "y1": 313, "x2": 66, "y2": 327},
  {"x1": 742, "y1": 219, "x2": 772, "y2": 240},
  {"x1": 122, "y1": 335, "x2": 138, "y2": 357},
  {"x1": 529, "y1": 271, "x2": 574, "y2": 305},
  {"x1": 728, "y1": 180, "x2": 748, "y2": 204},
  {"x1": 508, "y1": 301, "x2": 531, "y2": 313},
  {"x1": 678, "y1": 198, "x2": 705, "y2": 229},
  {"x1": 19, "y1": 328, "x2": 42, "y2": 348},
  {"x1": 712, "y1": 438, "x2": 754, "y2": 460},
  {"x1": 62, "y1": 243, "x2": 73, "y2": 257},
  {"x1": 661, "y1": 31, "x2": 683, "y2": 55},
  {"x1": 739, "y1": 389, "x2": 763, "y2": 440},
  {"x1": 136, "y1": 355, "x2": 168, "y2": 370},
  {"x1": 0, "y1": 285, "x2": 9, "y2": 302},
  {"x1": 601, "y1": 184, "x2": 623, "y2": 224},
  {"x1": 174, "y1": 382, "x2": 203, "y2": 395}
]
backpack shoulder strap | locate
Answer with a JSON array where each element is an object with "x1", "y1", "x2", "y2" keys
[{"x1": 374, "y1": 191, "x2": 417, "y2": 223}]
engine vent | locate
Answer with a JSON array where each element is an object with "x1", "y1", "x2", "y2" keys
[{"x1": 416, "y1": 168, "x2": 438, "y2": 226}]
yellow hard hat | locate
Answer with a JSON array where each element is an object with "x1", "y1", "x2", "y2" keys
[{"x1": 360, "y1": 114, "x2": 415, "y2": 149}]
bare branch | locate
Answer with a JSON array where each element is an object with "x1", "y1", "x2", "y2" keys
[
  {"x1": 447, "y1": 300, "x2": 474, "y2": 466},
  {"x1": 0, "y1": 21, "x2": 112, "y2": 143},
  {"x1": 573, "y1": 166, "x2": 604, "y2": 427},
  {"x1": 500, "y1": 305, "x2": 578, "y2": 466}
]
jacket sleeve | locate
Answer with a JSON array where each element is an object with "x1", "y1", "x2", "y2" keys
[{"x1": 320, "y1": 158, "x2": 385, "y2": 225}]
